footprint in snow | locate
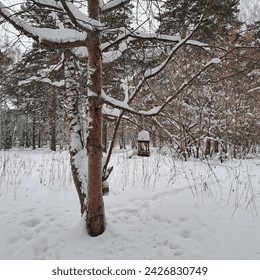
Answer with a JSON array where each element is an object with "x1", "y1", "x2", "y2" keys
[
  {"x1": 21, "y1": 207, "x2": 37, "y2": 214},
  {"x1": 178, "y1": 217, "x2": 188, "y2": 223},
  {"x1": 180, "y1": 229, "x2": 191, "y2": 239},
  {"x1": 20, "y1": 218, "x2": 41, "y2": 228}
]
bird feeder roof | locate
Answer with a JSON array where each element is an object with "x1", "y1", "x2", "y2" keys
[{"x1": 138, "y1": 130, "x2": 150, "y2": 141}]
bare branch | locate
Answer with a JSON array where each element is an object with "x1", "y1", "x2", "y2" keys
[
  {"x1": 128, "y1": 21, "x2": 203, "y2": 104},
  {"x1": 152, "y1": 116, "x2": 182, "y2": 149},
  {"x1": 141, "y1": 58, "x2": 222, "y2": 116},
  {"x1": 101, "y1": 27, "x2": 207, "y2": 53}
]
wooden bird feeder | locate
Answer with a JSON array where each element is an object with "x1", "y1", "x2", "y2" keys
[{"x1": 137, "y1": 130, "x2": 150, "y2": 157}]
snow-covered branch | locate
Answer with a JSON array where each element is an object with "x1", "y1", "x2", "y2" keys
[
  {"x1": 101, "y1": 55, "x2": 222, "y2": 117},
  {"x1": 18, "y1": 76, "x2": 64, "y2": 87},
  {"x1": 101, "y1": 90, "x2": 137, "y2": 114},
  {"x1": 32, "y1": 0, "x2": 63, "y2": 10},
  {"x1": 0, "y1": 2, "x2": 88, "y2": 48},
  {"x1": 248, "y1": 86, "x2": 260, "y2": 93},
  {"x1": 142, "y1": 57, "x2": 222, "y2": 116},
  {"x1": 100, "y1": 21, "x2": 214, "y2": 117},
  {"x1": 152, "y1": 116, "x2": 181, "y2": 148},
  {"x1": 16, "y1": 57, "x2": 64, "y2": 87},
  {"x1": 34, "y1": 0, "x2": 102, "y2": 32},
  {"x1": 102, "y1": 105, "x2": 130, "y2": 120},
  {"x1": 102, "y1": 39, "x2": 130, "y2": 63},
  {"x1": 131, "y1": 31, "x2": 207, "y2": 48},
  {"x1": 101, "y1": 0, "x2": 131, "y2": 13},
  {"x1": 128, "y1": 24, "x2": 202, "y2": 104},
  {"x1": 101, "y1": 28, "x2": 207, "y2": 54},
  {"x1": 60, "y1": 0, "x2": 102, "y2": 32}
]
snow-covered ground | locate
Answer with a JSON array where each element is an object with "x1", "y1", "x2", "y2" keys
[{"x1": 0, "y1": 148, "x2": 260, "y2": 260}]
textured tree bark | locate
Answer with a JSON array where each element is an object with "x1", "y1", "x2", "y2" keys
[{"x1": 86, "y1": 0, "x2": 106, "y2": 236}]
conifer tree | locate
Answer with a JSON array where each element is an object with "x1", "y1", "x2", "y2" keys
[
  {"x1": 101, "y1": 1, "x2": 134, "y2": 153},
  {"x1": 157, "y1": 0, "x2": 240, "y2": 41}
]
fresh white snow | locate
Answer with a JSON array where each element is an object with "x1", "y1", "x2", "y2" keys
[
  {"x1": 138, "y1": 130, "x2": 150, "y2": 141},
  {"x1": 0, "y1": 148, "x2": 260, "y2": 260}
]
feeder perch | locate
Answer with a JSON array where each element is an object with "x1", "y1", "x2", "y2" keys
[{"x1": 137, "y1": 130, "x2": 150, "y2": 157}]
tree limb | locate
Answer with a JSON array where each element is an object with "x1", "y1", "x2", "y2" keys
[
  {"x1": 0, "y1": 2, "x2": 88, "y2": 48},
  {"x1": 101, "y1": 0, "x2": 131, "y2": 14},
  {"x1": 59, "y1": 0, "x2": 102, "y2": 32}
]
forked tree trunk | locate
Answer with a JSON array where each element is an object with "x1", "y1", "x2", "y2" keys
[{"x1": 86, "y1": 0, "x2": 106, "y2": 236}]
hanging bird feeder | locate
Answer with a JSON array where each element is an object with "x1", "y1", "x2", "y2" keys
[{"x1": 137, "y1": 130, "x2": 150, "y2": 157}]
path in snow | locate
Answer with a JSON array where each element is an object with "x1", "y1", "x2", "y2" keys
[{"x1": 0, "y1": 149, "x2": 260, "y2": 259}]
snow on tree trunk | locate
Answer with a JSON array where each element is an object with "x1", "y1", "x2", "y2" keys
[
  {"x1": 64, "y1": 50, "x2": 87, "y2": 215},
  {"x1": 86, "y1": 0, "x2": 106, "y2": 237}
]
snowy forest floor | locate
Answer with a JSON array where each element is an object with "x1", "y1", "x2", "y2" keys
[{"x1": 0, "y1": 148, "x2": 260, "y2": 260}]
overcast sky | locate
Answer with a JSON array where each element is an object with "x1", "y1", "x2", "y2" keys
[{"x1": 239, "y1": 0, "x2": 260, "y2": 23}]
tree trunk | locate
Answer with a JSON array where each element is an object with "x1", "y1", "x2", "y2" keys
[
  {"x1": 64, "y1": 50, "x2": 86, "y2": 215},
  {"x1": 213, "y1": 139, "x2": 219, "y2": 154},
  {"x1": 32, "y1": 114, "x2": 36, "y2": 150},
  {"x1": 38, "y1": 129, "x2": 41, "y2": 148},
  {"x1": 120, "y1": 125, "x2": 126, "y2": 149},
  {"x1": 50, "y1": 86, "x2": 57, "y2": 152},
  {"x1": 205, "y1": 138, "x2": 211, "y2": 156},
  {"x1": 86, "y1": 0, "x2": 106, "y2": 237},
  {"x1": 24, "y1": 115, "x2": 30, "y2": 148}
]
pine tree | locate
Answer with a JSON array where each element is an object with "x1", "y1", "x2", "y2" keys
[
  {"x1": 157, "y1": 0, "x2": 240, "y2": 41},
  {"x1": 0, "y1": 38, "x2": 20, "y2": 149},
  {"x1": 101, "y1": 1, "x2": 134, "y2": 154}
]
